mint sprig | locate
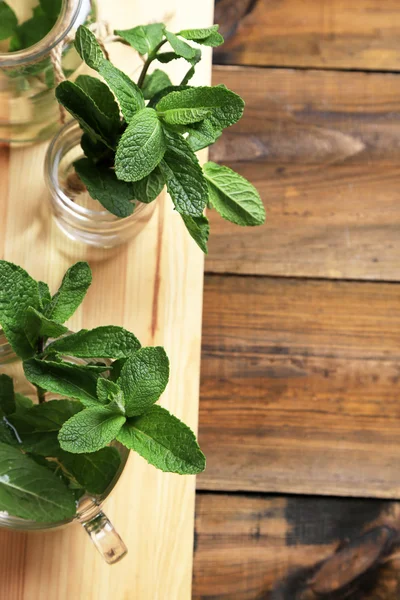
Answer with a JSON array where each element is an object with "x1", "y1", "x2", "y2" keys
[
  {"x1": 54, "y1": 23, "x2": 266, "y2": 255},
  {"x1": 0, "y1": 260, "x2": 205, "y2": 523}
]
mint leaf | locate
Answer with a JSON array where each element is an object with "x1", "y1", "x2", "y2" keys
[
  {"x1": 156, "y1": 86, "x2": 244, "y2": 130},
  {"x1": 0, "y1": 2, "x2": 17, "y2": 41},
  {"x1": 142, "y1": 70, "x2": 172, "y2": 101},
  {"x1": 0, "y1": 442, "x2": 76, "y2": 522},
  {"x1": 115, "y1": 23, "x2": 165, "y2": 56},
  {"x1": 180, "y1": 214, "x2": 209, "y2": 253},
  {"x1": 186, "y1": 119, "x2": 222, "y2": 152},
  {"x1": 24, "y1": 359, "x2": 99, "y2": 407},
  {"x1": 156, "y1": 52, "x2": 181, "y2": 64},
  {"x1": 0, "y1": 260, "x2": 40, "y2": 359},
  {"x1": 25, "y1": 307, "x2": 68, "y2": 348},
  {"x1": 148, "y1": 85, "x2": 191, "y2": 109},
  {"x1": 45, "y1": 262, "x2": 92, "y2": 324},
  {"x1": 56, "y1": 81, "x2": 116, "y2": 149},
  {"x1": 115, "y1": 108, "x2": 166, "y2": 183},
  {"x1": 40, "y1": 0, "x2": 62, "y2": 19},
  {"x1": 178, "y1": 25, "x2": 224, "y2": 47},
  {"x1": 0, "y1": 375, "x2": 15, "y2": 417},
  {"x1": 73, "y1": 158, "x2": 135, "y2": 218},
  {"x1": 159, "y1": 128, "x2": 208, "y2": 217},
  {"x1": 38, "y1": 281, "x2": 51, "y2": 309},
  {"x1": 117, "y1": 405, "x2": 205, "y2": 474},
  {"x1": 96, "y1": 378, "x2": 124, "y2": 409},
  {"x1": 20, "y1": 433, "x2": 61, "y2": 457},
  {"x1": 75, "y1": 75, "x2": 120, "y2": 126},
  {"x1": 117, "y1": 347, "x2": 169, "y2": 417},
  {"x1": 10, "y1": 14, "x2": 55, "y2": 52},
  {"x1": 74, "y1": 25, "x2": 104, "y2": 70},
  {"x1": 58, "y1": 407, "x2": 126, "y2": 453},
  {"x1": 8, "y1": 399, "x2": 83, "y2": 434},
  {"x1": 165, "y1": 31, "x2": 196, "y2": 60},
  {"x1": 46, "y1": 326, "x2": 141, "y2": 359},
  {"x1": 0, "y1": 420, "x2": 17, "y2": 446},
  {"x1": 59, "y1": 446, "x2": 121, "y2": 495},
  {"x1": 203, "y1": 162, "x2": 266, "y2": 226},
  {"x1": 99, "y1": 61, "x2": 145, "y2": 123},
  {"x1": 131, "y1": 166, "x2": 165, "y2": 204},
  {"x1": 81, "y1": 133, "x2": 111, "y2": 163}
]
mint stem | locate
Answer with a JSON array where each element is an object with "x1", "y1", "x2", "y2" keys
[{"x1": 137, "y1": 39, "x2": 167, "y2": 88}]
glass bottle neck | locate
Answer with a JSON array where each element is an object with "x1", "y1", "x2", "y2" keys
[{"x1": 0, "y1": 0, "x2": 83, "y2": 69}]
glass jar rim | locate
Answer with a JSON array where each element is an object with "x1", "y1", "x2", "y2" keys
[
  {"x1": 45, "y1": 120, "x2": 149, "y2": 225},
  {"x1": 0, "y1": 0, "x2": 83, "y2": 68}
]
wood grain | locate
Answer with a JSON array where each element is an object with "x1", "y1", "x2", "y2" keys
[
  {"x1": 0, "y1": 0, "x2": 213, "y2": 598},
  {"x1": 193, "y1": 493, "x2": 400, "y2": 600},
  {"x1": 214, "y1": 0, "x2": 400, "y2": 71},
  {"x1": 198, "y1": 275, "x2": 400, "y2": 498},
  {"x1": 206, "y1": 66, "x2": 400, "y2": 280}
]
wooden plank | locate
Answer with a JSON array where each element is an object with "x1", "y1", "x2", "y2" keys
[
  {"x1": 198, "y1": 275, "x2": 400, "y2": 498},
  {"x1": 193, "y1": 492, "x2": 400, "y2": 600},
  {"x1": 0, "y1": 1, "x2": 213, "y2": 598},
  {"x1": 207, "y1": 66, "x2": 400, "y2": 280},
  {"x1": 214, "y1": 0, "x2": 400, "y2": 71}
]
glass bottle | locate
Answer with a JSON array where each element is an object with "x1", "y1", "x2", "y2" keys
[
  {"x1": 0, "y1": 329, "x2": 129, "y2": 564},
  {"x1": 0, "y1": 0, "x2": 96, "y2": 144},
  {"x1": 45, "y1": 121, "x2": 157, "y2": 248}
]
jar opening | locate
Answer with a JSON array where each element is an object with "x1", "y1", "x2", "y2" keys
[{"x1": 0, "y1": 0, "x2": 84, "y2": 68}]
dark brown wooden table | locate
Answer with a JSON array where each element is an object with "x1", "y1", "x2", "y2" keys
[{"x1": 193, "y1": 1, "x2": 400, "y2": 597}]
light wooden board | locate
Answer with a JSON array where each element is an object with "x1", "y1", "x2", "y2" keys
[
  {"x1": 207, "y1": 66, "x2": 400, "y2": 280},
  {"x1": 198, "y1": 275, "x2": 400, "y2": 499},
  {"x1": 0, "y1": 0, "x2": 213, "y2": 598},
  {"x1": 214, "y1": 0, "x2": 400, "y2": 71}
]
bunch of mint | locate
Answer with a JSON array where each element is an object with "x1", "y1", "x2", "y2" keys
[
  {"x1": 0, "y1": 260, "x2": 205, "y2": 523},
  {"x1": 55, "y1": 24, "x2": 266, "y2": 253}
]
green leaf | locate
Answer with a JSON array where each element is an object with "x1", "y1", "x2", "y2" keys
[
  {"x1": 203, "y1": 162, "x2": 266, "y2": 226},
  {"x1": 180, "y1": 214, "x2": 209, "y2": 254},
  {"x1": 147, "y1": 85, "x2": 191, "y2": 109},
  {"x1": 96, "y1": 378, "x2": 124, "y2": 406},
  {"x1": 55, "y1": 81, "x2": 116, "y2": 149},
  {"x1": 117, "y1": 405, "x2": 205, "y2": 474},
  {"x1": 80, "y1": 133, "x2": 111, "y2": 164},
  {"x1": 46, "y1": 326, "x2": 141, "y2": 359},
  {"x1": 9, "y1": 14, "x2": 55, "y2": 51},
  {"x1": 38, "y1": 281, "x2": 51, "y2": 309},
  {"x1": 159, "y1": 128, "x2": 208, "y2": 217},
  {"x1": 142, "y1": 70, "x2": 172, "y2": 101},
  {"x1": 23, "y1": 359, "x2": 99, "y2": 407},
  {"x1": 39, "y1": 0, "x2": 62, "y2": 19},
  {"x1": 186, "y1": 119, "x2": 222, "y2": 152},
  {"x1": 58, "y1": 407, "x2": 126, "y2": 454},
  {"x1": 0, "y1": 2, "x2": 18, "y2": 41},
  {"x1": 115, "y1": 108, "x2": 166, "y2": 183},
  {"x1": 45, "y1": 262, "x2": 92, "y2": 324},
  {"x1": 59, "y1": 446, "x2": 121, "y2": 495},
  {"x1": 25, "y1": 307, "x2": 68, "y2": 348},
  {"x1": 8, "y1": 399, "x2": 83, "y2": 434},
  {"x1": 0, "y1": 260, "x2": 40, "y2": 359},
  {"x1": 156, "y1": 52, "x2": 181, "y2": 64},
  {"x1": 131, "y1": 166, "x2": 165, "y2": 204},
  {"x1": 118, "y1": 347, "x2": 169, "y2": 417},
  {"x1": 115, "y1": 23, "x2": 165, "y2": 56},
  {"x1": 73, "y1": 159, "x2": 135, "y2": 218},
  {"x1": 178, "y1": 25, "x2": 224, "y2": 47},
  {"x1": 165, "y1": 31, "x2": 196, "y2": 60},
  {"x1": 0, "y1": 420, "x2": 17, "y2": 446},
  {"x1": 0, "y1": 375, "x2": 15, "y2": 417},
  {"x1": 0, "y1": 442, "x2": 76, "y2": 522},
  {"x1": 74, "y1": 25, "x2": 104, "y2": 70},
  {"x1": 75, "y1": 75, "x2": 120, "y2": 126},
  {"x1": 156, "y1": 86, "x2": 244, "y2": 131},
  {"x1": 98, "y1": 60, "x2": 145, "y2": 123},
  {"x1": 20, "y1": 433, "x2": 61, "y2": 457}
]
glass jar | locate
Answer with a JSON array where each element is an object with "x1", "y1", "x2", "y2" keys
[
  {"x1": 0, "y1": 329, "x2": 129, "y2": 564},
  {"x1": 0, "y1": 0, "x2": 96, "y2": 144},
  {"x1": 45, "y1": 121, "x2": 157, "y2": 248}
]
